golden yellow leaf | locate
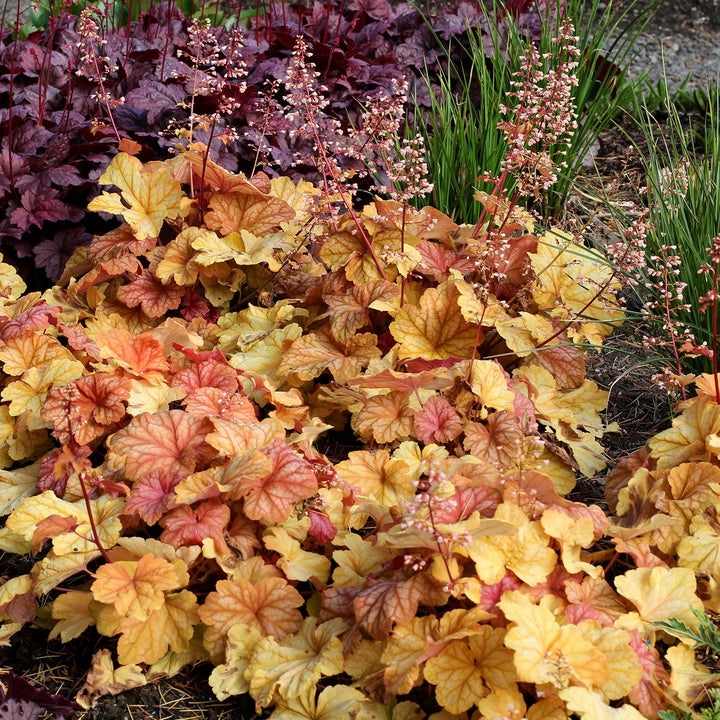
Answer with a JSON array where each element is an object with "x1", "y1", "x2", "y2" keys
[
  {"x1": 271, "y1": 685, "x2": 380, "y2": 720},
  {"x1": 0, "y1": 459, "x2": 41, "y2": 516},
  {"x1": 381, "y1": 616, "x2": 439, "y2": 694},
  {"x1": 209, "y1": 622, "x2": 263, "y2": 700},
  {"x1": 499, "y1": 590, "x2": 608, "y2": 689},
  {"x1": 649, "y1": 396, "x2": 720, "y2": 468},
  {"x1": 559, "y1": 687, "x2": 646, "y2": 720},
  {"x1": 114, "y1": 589, "x2": 199, "y2": 665},
  {"x1": 335, "y1": 450, "x2": 415, "y2": 507},
  {"x1": 424, "y1": 639, "x2": 488, "y2": 713},
  {"x1": 678, "y1": 512, "x2": 720, "y2": 579},
  {"x1": 541, "y1": 509, "x2": 600, "y2": 577},
  {"x1": 390, "y1": 280, "x2": 478, "y2": 359},
  {"x1": 666, "y1": 643, "x2": 720, "y2": 705},
  {"x1": 425, "y1": 627, "x2": 515, "y2": 714},
  {"x1": 580, "y1": 623, "x2": 642, "y2": 700},
  {"x1": 91, "y1": 555, "x2": 182, "y2": 620},
  {"x1": 0, "y1": 255, "x2": 26, "y2": 304},
  {"x1": 2, "y1": 358, "x2": 84, "y2": 428},
  {"x1": 614, "y1": 567, "x2": 704, "y2": 635},
  {"x1": 467, "y1": 502, "x2": 556, "y2": 585},
  {"x1": 88, "y1": 153, "x2": 189, "y2": 240},
  {"x1": 469, "y1": 361, "x2": 515, "y2": 412},
  {"x1": 50, "y1": 591, "x2": 95, "y2": 642},
  {"x1": 228, "y1": 324, "x2": 303, "y2": 382},
  {"x1": 248, "y1": 617, "x2": 346, "y2": 708},
  {"x1": 476, "y1": 688, "x2": 528, "y2": 720},
  {"x1": 263, "y1": 527, "x2": 331, "y2": 583},
  {"x1": 331, "y1": 533, "x2": 391, "y2": 589},
  {"x1": 75, "y1": 649, "x2": 146, "y2": 709},
  {"x1": 7, "y1": 491, "x2": 122, "y2": 556}
]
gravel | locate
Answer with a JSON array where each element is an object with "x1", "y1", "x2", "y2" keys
[{"x1": 607, "y1": 0, "x2": 720, "y2": 90}]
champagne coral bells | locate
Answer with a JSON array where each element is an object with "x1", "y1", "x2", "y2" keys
[{"x1": 0, "y1": 136, "x2": 706, "y2": 718}]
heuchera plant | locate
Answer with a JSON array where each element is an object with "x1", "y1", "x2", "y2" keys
[{"x1": 0, "y1": 130, "x2": 704, "y2": 718}]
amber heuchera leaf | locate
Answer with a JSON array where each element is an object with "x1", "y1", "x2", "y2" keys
[
  {"x1": 390, "y1": 280, "x2": 478, "y2": 359},
  {"x1": 111, "y1": 590, "x2": 199, "y2": 665},
  {"x1": 87, "y1": 153, "x2": 189, "y2": 241},
  {"x1": 91, "y1": 555, "x2": 181, "y2": 620},
  {"x1": 107, "y1": 410, "x2": 213, "y2": 482},
  {"x1": 233, "y1": 439, "x2": 318, "y2": 523},
  {"x1": 204, "y1": 193, "x2": 295, "y2": 236},
  {"x1": 199, "y1": 576, "x2": 303, "y2": 640},
  {"x1": 352, "y1": 391, "x2": 415, "y2": 444}
]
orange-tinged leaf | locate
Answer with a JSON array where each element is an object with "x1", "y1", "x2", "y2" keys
[
  {"x1": 114, "y1": 589, "x2": 199, "y2": 665},
  {"x1": 205, "y1": 416, "x2": 284, "y2": 456},
  {"x1": 0, "y1": 331, "x2": 74, "y2": 376},
  {"x1": 95, "y1": 328, "x2": 169, "y2": 376},
  {"x1": 234, "y1": 439, "x2": 318, "y2": 523},
  {"x1": 87, "y1": 153, "x2": 189, "y2": 241},
  {"x1": 628, "y1": 629, "x2": 670, "y2": 718},
  {"x1": 278, "y1": 330, "x2": 381, "y2": 384},
  {"x1": 463, "y1": 411, "x2": 525, "y2": 471},
  {"x1": 31, "y1": 514, "x2": 78, "y2": 553},
  {"x1": 183, "y1": 388, "x2": 257, "y2": 423},
  {"x1": 199, "y1": 576, "x2": 303, "y2": 640},
  {"x1": 346, "y1": 368, "x2": 451, "y2": 395},
  {"x1": 116, "y1": 270, "x2": 185, "y2": 318},
  {"x1": 390, "y1": 280, "x2": 477, "y2": 359},
  {"x1": 323, "y1": 279, "x2": 399, "y2": 344},
  {"x1": 91, "y1": 555, "x2": 181, "y2": 620},
  {"x1": 352, "y1": 391, "x2": 415, "y2": 444},
  {"x1": 204, "y1": 193, "x2": 295, "y2": 236},
  {"x1": 155, "y1": 228, "x2": 206, "y2": 285},
  {"x1": 1, "y1": 358, "x2": 85, "y2": 427},
  {"x1": 160, "y1": 498, "x2": 230, "y2": 553},
  {"x1": 107, "y1": 410, "x2": 213, "y2": 482}
]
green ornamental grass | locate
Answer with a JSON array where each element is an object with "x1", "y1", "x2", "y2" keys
[{"x1": 413, "y1": 0, "x2": 654, "y2": 223}]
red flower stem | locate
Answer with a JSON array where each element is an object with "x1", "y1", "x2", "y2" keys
[{"x1": 76, "y1": 469, "x2": 112, "y2": 563}]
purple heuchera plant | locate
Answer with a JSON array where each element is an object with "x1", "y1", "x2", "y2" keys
[{"x1": 0, "y1": 672, "x2": 78, "y2": 720}]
